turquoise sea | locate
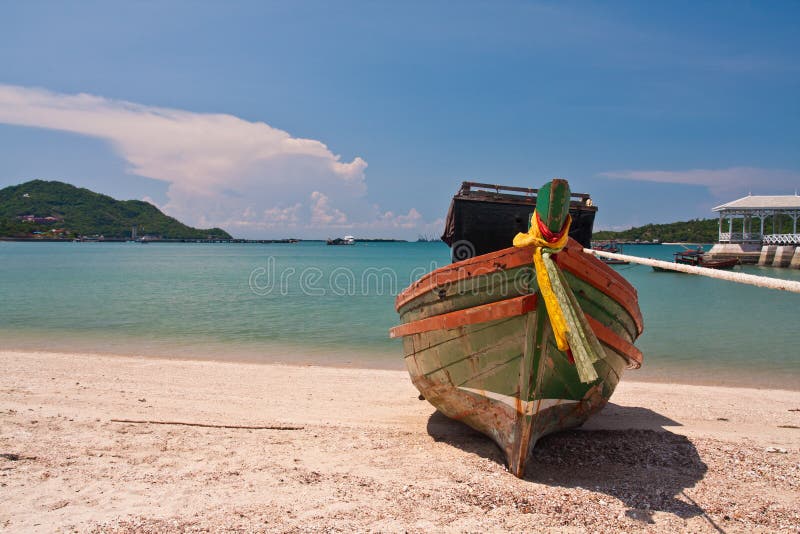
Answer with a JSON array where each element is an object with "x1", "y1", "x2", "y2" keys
[{"x1": 1, "y1": 241, "x2": 798, "y2": 390}]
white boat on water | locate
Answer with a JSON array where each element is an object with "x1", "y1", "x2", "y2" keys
[{"x1": 327, "y1": 235, "x2": 356, "y2": 245}]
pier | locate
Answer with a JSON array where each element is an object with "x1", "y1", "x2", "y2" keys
[{"x1": 707, "y1": 194, "x2": 800, "y2": 267}]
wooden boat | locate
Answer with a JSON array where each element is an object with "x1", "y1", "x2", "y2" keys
[
  {"x1": 592, "y1": 241, "x2": 629, "y2": 265},
  {"x1": 601, "y1": 258, "x2": 630, "y2": 265},
  {"x1": 652, "y1": 248, "x2": 739, "y2": 272},
  {"x1": 390, "y1": 179, "x2": 643, "y2": 478},
  {"x1": 441, "y1": 181, "x2": 597, "y2": 261}
]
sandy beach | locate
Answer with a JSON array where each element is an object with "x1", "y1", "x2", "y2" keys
[{"x1": 1, "y1": 350, "x2": 798, "y2": 533}]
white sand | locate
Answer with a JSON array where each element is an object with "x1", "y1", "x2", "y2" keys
[{"x1": 1, "y1": 350, "x2": 798, "y2": 532}]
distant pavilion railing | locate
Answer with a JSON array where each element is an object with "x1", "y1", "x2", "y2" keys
[
  {"x1": 762, "y1": 234, "x2": 800, "y2": 245},
  {"x1": 718, "y1": 232, "x2": 762, "y2": 243},
  {"x1": 714, "y1": 200, "x2": 800, "y2": 246},
  {"x1": 719, "y1": 232, "x2": 800, "y2": 245}
]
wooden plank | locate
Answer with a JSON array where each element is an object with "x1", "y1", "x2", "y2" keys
[
  {"x1": 555, "y1": 244, "x2": 644, "y2": 334},
  {"x1": 390, "y1": 294, "x2": 538, "y2": 338},
  {"x1": 398, "y1": 265, "x2": 531, "y2": 323},
  {"x1": 586, "y1": 315, "x2": 643, "y2": 367},
  {"x1": 561, "y1": 272, "x2": 639, "y2": 340},
  {"x1": 409, "y1": 317, "x2": 522, "y2": 377},
  {"x1": 393, "y1": 290, "x2": 640, "y2": 367},
  {"x1": 395, "y1": 239, "x2": 642, "y2": 336}
]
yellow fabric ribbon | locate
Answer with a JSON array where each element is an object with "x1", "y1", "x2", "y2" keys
[
  {"x1": 513, "y1": 214, "x2": 572, "y2": 351},
  {"x1": 514, "y1": 212, "x2": 603, "y2": 383}
]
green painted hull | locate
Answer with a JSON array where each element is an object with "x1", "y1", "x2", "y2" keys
[{"x1": 395, "y1": 249, "x2": 641, "y2": 477}]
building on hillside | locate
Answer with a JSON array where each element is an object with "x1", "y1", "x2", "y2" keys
[{"x1": 19, "y1": 215, "x2": 60, "y2": 224}]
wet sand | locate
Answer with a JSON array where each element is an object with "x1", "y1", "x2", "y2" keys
[{"x1": 1, "y1": 350, "x2": 798, "y2": 532}]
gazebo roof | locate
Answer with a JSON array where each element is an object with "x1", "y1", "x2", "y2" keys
[{"x1": 713, "y1": 194, "x2": 800, "y2": 211}]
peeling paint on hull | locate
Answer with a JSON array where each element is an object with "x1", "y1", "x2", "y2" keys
[{"x1": 391, "y1": 239, "x2": 643, "y2": 478}]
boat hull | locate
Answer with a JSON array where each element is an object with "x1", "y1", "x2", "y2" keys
[
  {"x1": 391, "y1": 239, "x2": 643, "y2": 477},
  {"x1": 653, "y1": 257, "x2": 740, "y2": 271},
  {"x1": 691, "y1": 258, "x2": 740, "y2": 269}
]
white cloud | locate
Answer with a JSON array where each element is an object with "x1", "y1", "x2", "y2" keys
[
  {"x1": 263, "y1": 204, "x2": 302, "y2": 226},
  {"x1": 310, "y1": 191, "x2": 347, "y2": 225},
  {"x1": 0, "y1": 83, "x2": 441, "y2": 238},
  {"x1": 600, "y1": 167, "x2": 800, "y2": 196},
  {"x1": 378, "y1": 208, "x2": 423, "y2": 229}
]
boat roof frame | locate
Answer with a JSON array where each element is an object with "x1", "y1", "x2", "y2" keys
[{"x1": 456, "y1": 181, "x2": 593, "y2": 206}]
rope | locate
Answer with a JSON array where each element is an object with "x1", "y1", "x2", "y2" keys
[
  {"x1": 584, "y1": 249, "x2": 800, "y2": 294},
  {"x1": 514, "y1": 214, "x2": 602, "y2": 383}
]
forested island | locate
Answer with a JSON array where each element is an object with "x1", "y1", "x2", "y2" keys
[
  {"x1": 0, "y1": 180, "x2": 231, "y2": 240},
  {"x1": 592, "y1": 218, "x2": 720, "y2": 243},
  {"x1": 3, "y1": 180, "x2": 763, "y2": 245}
]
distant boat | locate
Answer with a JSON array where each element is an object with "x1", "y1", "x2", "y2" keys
[
  {"x1": 326, "y1": 235, "x2": 355, "y2": 246},
  {"x1": 391, "y1": 179, "x2": 643, "y2": 478},
  {"x1": 592, "y1": 241, "x2": 629, "y2": 265},
  {"x1": 652, "y1": 247, "x2": 739, "y2": 272}
]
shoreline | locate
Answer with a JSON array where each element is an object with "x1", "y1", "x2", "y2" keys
[
  {"x1": 2, "y1": 345, "x2": 799, "y2": 392},
  {"x1": 1, "y1": 349, "x2": 798, "y2": 532}
]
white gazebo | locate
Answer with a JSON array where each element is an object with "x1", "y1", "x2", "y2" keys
[{"x1": 713, "y1": 194, "x2": 800, "y2": 245}]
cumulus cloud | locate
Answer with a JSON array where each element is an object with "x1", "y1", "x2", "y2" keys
[
  {"x1": 600, "y1": 167, "x2": 800, "y2": 196},
  {"x1": 310, "y1": 191, "x2": 348, "y2": 226},
  {"x1": 378, "y1": 208, "x2": 423, "y2": 229},
  {"x1": 263, "y1": 204, "x2": 302, "y2": 226},
  {"x1": 0, "y1": 84, "x2": 440, "y2": 237}
]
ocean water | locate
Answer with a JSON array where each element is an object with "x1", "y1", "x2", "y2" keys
[{"x1": 0, "y1": 241, "x2": 798, "y2": 390}]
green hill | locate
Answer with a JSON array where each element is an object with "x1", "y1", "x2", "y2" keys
[
  {"x1": 593, "y1": 218, "x2": 719, "y2": 243},
  {"x1": 0, "y1": 180, "x2": 232, "y2": 239}
]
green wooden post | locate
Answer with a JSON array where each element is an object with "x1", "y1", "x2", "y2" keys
[{"x1": 534, "y1": 179, "x2": 571, "y2": 234}]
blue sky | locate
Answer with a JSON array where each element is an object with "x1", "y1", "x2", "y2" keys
[{"x1": 1, "y1": 1, "x2": 798, "y2": 238}]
